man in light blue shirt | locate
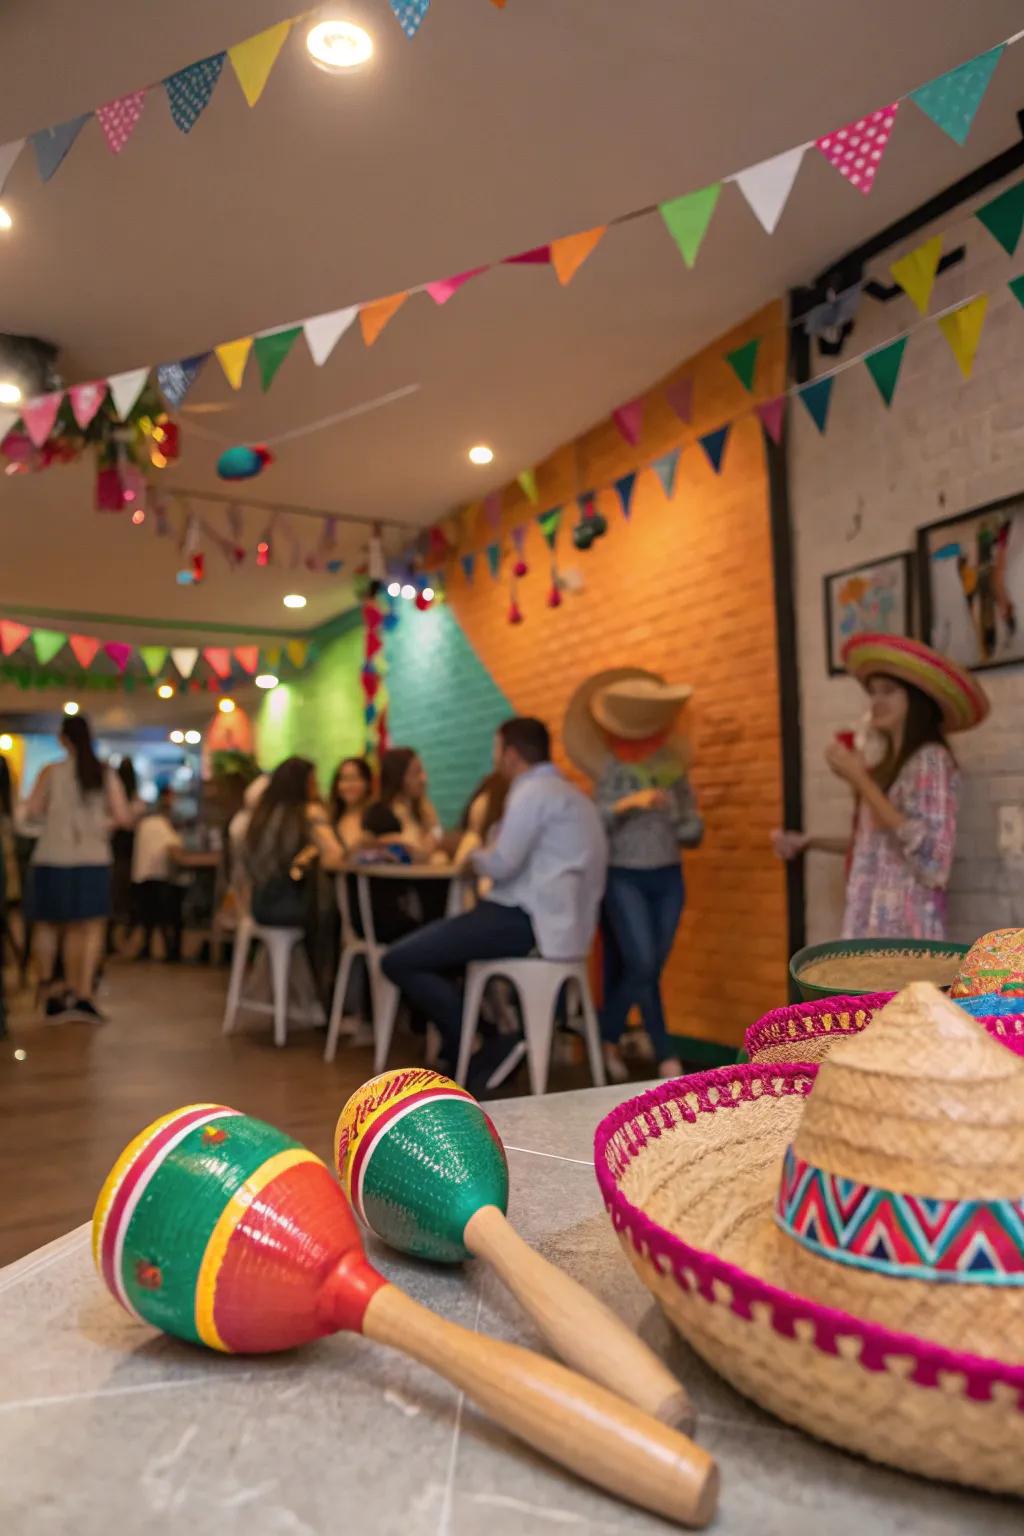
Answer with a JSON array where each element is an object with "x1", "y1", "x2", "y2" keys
[{"x1": 381, "y1": 717, "x2": 608, "y2": 1081}]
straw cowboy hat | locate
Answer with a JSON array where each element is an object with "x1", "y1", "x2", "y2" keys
[
  {"x1": 563, "y1": 667, "x2": 692, "y2": 779},
  {"x1": 596, "y1": 982, "x2": 1024, "y2": 1493},
  {"x1": 841, "y1": 632, "x2": 990, "y2": 733}
]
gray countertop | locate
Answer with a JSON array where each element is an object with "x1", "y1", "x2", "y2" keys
[{"x1": 1, "y1": 1083, "x2": 1018, "y2": 1534}]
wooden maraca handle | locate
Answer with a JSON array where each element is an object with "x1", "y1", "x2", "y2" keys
[
  {"x1": 464, "y1": 1203, "x2": 694, "y2": 1431},
  {"x1": 363, "y1": 1283, "x2": 717, "y2": 1529}
]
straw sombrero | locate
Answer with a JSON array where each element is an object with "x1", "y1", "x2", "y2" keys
[
  {"x1": 745, "y1": 989, "x2": 1024, "y2": 1062},
  {"x1": 597, "y1": 983, "x2": 1024, "y2": 1493},
  {"x1": 563, "y1": 667, "x2": 689, "y2": 780},
  {"x1": 951, "y1": 927, "x2": 1024, "y2": 998},
  {"x1": 841, "y1": 632, "x2": 989, "y2": 732},
  {"x1": 590, "y1": 677, "x2": 693, "y2": 740}
]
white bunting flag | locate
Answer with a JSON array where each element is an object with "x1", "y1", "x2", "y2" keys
[
  {"x1": 0, "y1": 408, "x2": 17, "y2": 444},
  {"x1": 170, "y1": 646, "x2": 199, "y2": 679},
  {"x1": 0, "y1": 139, "x2": 25, "y2": 194},
  {"x1": 732, "y1": 146, "x2": 806, "y2": 234},
  {"x1": 107, "y1": 367, "x2": 149, "y2": 421},
  {"x1": 303, "y1": 307, "x2": 358, "y2": 366}
]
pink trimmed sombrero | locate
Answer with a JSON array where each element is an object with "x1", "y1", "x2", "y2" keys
[
  {"x1": 745, "y1": 989, "x2": 1024, "y2": 1061},
  {"x1": 841, "y1": 632, "x2": 989, "y2": 732},
  {"x1": 596, "y1": 983, "x2": 1024, "y2": 1493}
]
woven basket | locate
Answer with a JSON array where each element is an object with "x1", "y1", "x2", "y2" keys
[
  {"x1": 746, "y1": 993, "x2": 1024, "y2": 1064},
  {"x1": 789, "y1": 938, "x2": 967, "y2": 1001}
]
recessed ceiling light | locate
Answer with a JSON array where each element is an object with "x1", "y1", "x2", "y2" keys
[
  {"x1": 0, "y1": 206, "x2": 13, "y2": 233},
  {"x1": 63, "y1": 700, "x2": 79, "y2": 716},
  {"x1": 184, "y1": 729, "x2": 202, "y2": 745},
  {"x1": 306, "y1": 19, "x2": 373, "y2": 72},
  {"x1": 0, "y1": 381, "x2": 22, "y2": 406},
  {"x1": 468, "y1": 445, "x2": 494, "y2": 465},
  {"x1": 283, "y1": 593, "x2": 307, "y2": 609},
  {"x1": 0, "y1": 734, "x2": 12, "y2": 752},
  {"x1": 218, "y1": 697, "x2": 236, "y2": 714},
  {"x1": 170, "y1": 730, "x2": 185, "y2": 744},
  {"x1": 157, "y1": 683, "x2": 174, "y2": 700},
  {"x1": 255, "y1": 673, "x2": 279, "y2": 690}
]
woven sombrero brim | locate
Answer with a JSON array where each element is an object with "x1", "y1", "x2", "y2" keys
[
  {"x1": 745, "y1": 993, "x2": 1024, "y2": 1063},
  {"x1": 596, "y1": 1066, "x2": 1024, "y2": 1494},
  {"x1": 841, "y1": 633, "x2": 989, "y2": 732}
]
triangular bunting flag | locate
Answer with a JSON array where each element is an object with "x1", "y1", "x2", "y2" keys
[
  {"x1": 725, "y1": 337, "x2": 761, "y2": 393},
  {"x1": 864, "y1": 336, "x2": 907, "y2": 407},
  {"x1": 21, "y1": 392, "x2": 63, "y2": 448},
  {"x1": 538, "y1": 508, "x2": 562, "y2": 549},
  {"x1": 139, "y1": 646, "x2": 169, "y2": 678},
  {"x1": 517, "y1": 469, "x2": 539, "y2": 504},
  {"x1": 975, "y1": 180, "x2": 1024, "y2": 257},
  {"x1": 0, "y1": 140, "x2": 25, "y2": 194},
  {"x1": 234, "y1": 645, "x2": 259, "y2": 675},
  {"x1": 108, "y1": 367, "x2": 149, "y2": 420},
  {"x1": 798, "y1": 376, "x2": 834, "y2": 433},
  {"x1": 938, "y1": 295, "x2": 988, "y2": 379},
  {"x1": 732, "y1": 146, "x2": 805, "y2": 234},
  {"x1": 0, "y1": 621, "x2": 30, "y2": 657},
  {"x1": 264, "y1": 644, "x2": 282, "y2": 669},
  {"x1": 95, "y1": 91, "x2": 146, "y2": 155},
  {"x1": 1009, "y1": 274, "x2": 1024, "y2": 309},
  {"x1": 698, "y1": 425, "x2": 730, "y2": 474},
  {"x1": 68, "y1": 634, "x2": 101, "y2": 669},
  {"x1": 890, "y1": 236, "x2": 942, "y2": 315},
  {"x1": 651, "y1": 448, "x2": 681, "y2": 499},
  {"x1": 550, "y1": 226, "x2": 606, "y2": 286},
  {"x1": 612, "y1": 398, "x2": 644, "y2": 445},
  {"x1": 614, "y1": 472, "x2": 637, "y2": 520},
  {"x1": 460, "y1": 553, "x2": 476, "y2": 583},
  {"x1": 164, "y1": 54, "x2": 226, "y2": 134},
  {"x1": 389, "y1": 0, "x2": 431, "y2": 37},
  {"x1": 31, "y1": 115, "x2": 89, "y2": 182},
  {"x1": 425, "y1": 266, "x2": 486, "y2": 305},
  {"x1": 156, "y1": 355, "x2": 207, "y2": 408},
  {"x1": 104, "y1": 642, "x2": 133, "y2": 674},
  {"x1": 910, "y1": 46, "x2": 1004, "y2": 146},
  {"x1": 360, "y1": 292, "x2": 409, "y2": 347},
  {"x1": 504, "y1": 245, "x2": 551, "y2": 265},
  {"x1": 303, "y1": 307, "x2": 358, "y2": 365},
  {"x1": 215, "y1": 338, "x2": 253, "y2": 391},
  {"x1": 0, "y1": 409, "x2": 15, "y2": 445},
  {"x1": 228, "y1": 21, "x2": 291, "y2": 108},
  {"x1": 31, "y1": 630, "x2": 65, "y2": 666},
  {"x1": 171, "y1": 647, "x2": 199, "y2": 679},
  {"x1": 484, "y1": 491, "x2": 503, "y2": 529},
  {"x1": 204, "y1": 647, "x2": 232, "y2": 680},
  {"x1": 756, "y1": 396, "x2": 786, "y2": 444},
  {"x1": 253, "y1": 327, "x2": 301, "y2": 391},
  {"x1": 69, "y1": 381, "x2": 107, "y2": 430},
  {"x1": 663, "y1": 376, "x2": 693, "y2": 422},
  {"x1": 286, "y1": 640, "x2": 308, "y2": 669},
  {"x1": 816, "y1": 104, "x2": 899, "y2": 195},
  {"x1": 485, "y1": 542, "x2": 501, "y2": 578},
  {"x1": 659, "y1": 184, "x2": 722, "y2": 267}
]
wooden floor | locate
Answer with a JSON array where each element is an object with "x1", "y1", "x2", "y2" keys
[{"x1": 0, "y1": 959, "x2": 607, "y2": 1267}]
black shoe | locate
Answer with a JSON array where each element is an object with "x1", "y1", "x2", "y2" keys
[
  {"x1": 70, "y1": 997, "x2": 107, "y2": 1023},
  {"x1": 43, "y1": 993, "x2": 73, "y2": 1020}
]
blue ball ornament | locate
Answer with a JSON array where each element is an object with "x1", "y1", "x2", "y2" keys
[{"x1": 216, "y1": 444, "x2": 274, "y2": 482}]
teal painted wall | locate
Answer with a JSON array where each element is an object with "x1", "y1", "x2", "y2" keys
[{"x1": 256, "y1": 623, "x2": 365, "y2": 794}]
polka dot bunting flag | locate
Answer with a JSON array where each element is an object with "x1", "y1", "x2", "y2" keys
[
  {"x1": 816, "y1": 104, "x2": 899, "y2": 195},
  {"x1": 389, "y1": 0, "x2": 431, "y2": 38},
  {"x1": 95, "y1": 91, "x2": 146, "y2": 155}
]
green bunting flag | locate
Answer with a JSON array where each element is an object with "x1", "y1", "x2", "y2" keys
[
  {"x1": 659, "y1": 184, "x2": 721, "y2": 268},
  {"x1": 909, "y1": 46, "x2": 1004, "y2": 147},
  {"x1": 975, "y1": 180, "x2": 1024, "y2": 257},
  {"x1": 254, "y1": 326, "x2": 302, "y2": 391},
  {"x1": 864, "y1": 337, "x2": 907, "y2": 407},
  {"x1": 538, "y1": 507, "x2": 562, "y2": 548},
  {"x1": 31, "y1": 629, "x2": 66, "y2": 666},
  {"x1": 1009, "y1": 275, "x2": 1024, "y2": 309},
  {"x1": 485, "y1": 541, "x2": 501, "y2": 578},
  {"x1": 725, "y1": 337, "x2": 761, "y2": 393},
  {"x1": 798, "y1": 376, "x2": 834, "y2": 434},
  {"x1": 139, "y1": 645, "x2": 169, "y2": 677}
]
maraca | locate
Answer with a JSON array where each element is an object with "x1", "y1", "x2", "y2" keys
[
  {"x1": 93, "y1": 1103, "x2": 717, "y2": 1528},
  {"x1": 334, "y1": 1068, "x2": 693, "y2": 1430}
]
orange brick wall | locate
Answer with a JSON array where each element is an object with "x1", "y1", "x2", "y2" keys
[{"x1": 446, "y1": 303, "x2": 789, "y2": 1047}]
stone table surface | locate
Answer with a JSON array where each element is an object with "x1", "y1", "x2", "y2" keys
[{"x1": 1, "y1": 1083, "x2": 1018, "y2": 1535}]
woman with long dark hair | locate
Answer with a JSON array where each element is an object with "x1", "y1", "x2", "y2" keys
[
  {"x1": 773, "y1": 634, "x2": 989, "y2": 939},
  {"x1": 24, "y1": 714, "x2": 131, "y2": 1019},
  {"x1": 363, "y1": 747, "x2": 442, "y2": 860},
  {"x1": 329, "y1": 756, "x2": 374, "y2": 853},
  {"x1": 241, "y1": 756, "x2": 345, "y2": 920},
  {"x1": 110, "y1": 756, "x2": 145, "y2": 949}
]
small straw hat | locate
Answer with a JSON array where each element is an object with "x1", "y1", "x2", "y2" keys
[
  {"x1": 597, "y1": 983, "x2": 1024, "y2": 1493},
  {"x1": 841, "y1": 632, "x2": 989, "y2": 733}
]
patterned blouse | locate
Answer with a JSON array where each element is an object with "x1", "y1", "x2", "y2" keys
[{"x1": 841, "y1": 743, "x2": 960, "y2": 941}]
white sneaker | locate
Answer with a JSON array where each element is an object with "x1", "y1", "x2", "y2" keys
[
  {"x1": 603, "y1": 1044, "x2": 630, "y2": 1084},
  {"x1": 657, "y1": 1057, "x2": 684, "y2": 1080}
]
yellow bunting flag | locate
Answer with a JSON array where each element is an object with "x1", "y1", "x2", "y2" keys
[
  {"x1": 517, "y1": 469, "x2": 538, "y2": 504},
  {"x1": 215, "y1": 338, "x2": 253, "y2": 391},
  {"x1": 890, "y1": 236, "x2": 942, "y2": 315},
  {"x1": 263, "y1": 644, "x2": 282, "y2": 669},
  {"x1": 286, "y1": 639, "x2": 308, "y2": 669},
  {"x1": 550, "y1": 226, "x2": 607, "y2": 286},
  {"x1": 937, "y1": 294, "x2": 989, "y2": 379},
  {"x1": 359, "y1": 292, "x2": 409, "y2": 347},
  {"x1": 228, "y1": 21, "x2": 292, "y2": 108}
]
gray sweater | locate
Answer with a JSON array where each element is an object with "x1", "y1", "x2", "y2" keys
[{"x1": 595, "y1": 751, "x2": 704, "y2": 870}]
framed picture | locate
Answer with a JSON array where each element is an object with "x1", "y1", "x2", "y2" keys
[
  {"x1": 823, "y1": 552, "x2": 913, "y2": 676},
  {"x1": 918, "y1": 494, "x2": 1024, "y2": 672}
]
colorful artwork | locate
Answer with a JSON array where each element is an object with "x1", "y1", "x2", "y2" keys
[
  {"x1": 823, "y1": 553, "x2": 911, "y2": 675},
  {"x1": 919, "y1": 498, "x2": 1024, "y2": 671}
]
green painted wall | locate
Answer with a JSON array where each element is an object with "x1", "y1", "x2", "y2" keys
[{"x1": 256, "y1": 623, "x2": 365, "y2": 794}]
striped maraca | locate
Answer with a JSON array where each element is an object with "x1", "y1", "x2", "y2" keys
[
  {"x1": 335, "y1": 1068, "x2": 693, "y2": 1430},
  {"x1": 93, "y1": 1103, "x2": 717, "y2": 1528}
]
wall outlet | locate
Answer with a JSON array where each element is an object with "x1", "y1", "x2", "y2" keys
[{"x1": 997, "y1": 804, "x2": 1024, "y2": 858}]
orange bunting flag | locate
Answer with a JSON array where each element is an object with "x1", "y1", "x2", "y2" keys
[
  {"x1": 68, "y1": 634, "x2": 101, "y2": 669},
  {"x1": 0, "y1": 620, "x2": 30, "y2": 657},
  {"x1": 203, "y1": 646, "x2": 232, "y2": 680},
  {"x1": 550, "y1": 226, "x2": 607, "y2": 286},
  {"x1": 359, "y1": 292, "x2": 409, "y2": 347},
  {"x1": 234, "y1": 645, "x2": 259, "y2": 675}
]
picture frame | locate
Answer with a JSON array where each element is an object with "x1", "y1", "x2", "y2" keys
[
  {"x1": 823, "y1": 552, "x2": 913, "y2": 677},
  {"x1": 918, "y1": 494, "x2": 1024, "y2": 672}
]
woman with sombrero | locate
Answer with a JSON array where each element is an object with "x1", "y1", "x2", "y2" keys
[
  {"x1": 564, "y1": 668, "x2": 702, "y2": 1080},
  {"x1": 774, "y1": 633, "x2": 989, "y2": 939}
]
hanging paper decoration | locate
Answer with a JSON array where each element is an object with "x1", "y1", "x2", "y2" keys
[
  {"x1": 0, "y1": 621, "x2": 30, "y2": 657},
  {"x1": 572, "y1": 493, "x2": 607, "y2": 551},
  {"x1": 663, "y1": 375, "x2": 694, "y2": 423},
  {"x1": 698, "y1": 425, "x2": 730, "y2": 474},
  {"x1": 0, "y1": 140, "x2": 24, "y2": 194},
  {"x1": 483, "y1": 491, "x2": 503, "y2": 530},
  {"x1": 359, "y1": 292, "x2": 409, "y2": 347},
  {"x1": 69, "y1": 634, "x2": 101, "y2": 669},
  {"x1": 504, "y1": 245, "x2": 551, "y2": 265},
  {"x1": 164, "y1": 54, "x2": 226, "y2": 135},
  {"x1": 425, "y1": 266, "x2": 486, "y2": 305},
  {"x1": 538, "y1": 507, "x2": 562, "y2": 549},
  {"x1": 756, "y1": 397, "x2": 786, "y2": 444},
  {"x1": 612, "y1": 398, "x2": 644, "y2": 446},
  {"x1": 156, "y1": 355, "x2": 207, "y2": 408},
  {"x1": 138, "y1": 646, "x2": 168, "y2": 677},
  {"x1": 651, "y1": 448, "x2": 680, "y2": 500},
  {"x1": 510, "y1": 524, "x2": 528, "y2": 576},
  {"x1": 864, "y1": 337, "x2": 907, "y2": 407},
  {"x1": 96, "y1": 92, "x2": 146, "y2": 155},
  {"x1": 485, "y1": 542, "x2": 502, "y2": 578},
  {"x1": 31, "y1": 116, "x2": 89, "y2": 182},
  {"x1": 550, "y1": 226, "x2": 606, "y2": 286},
  {"x1": 31, "y1": 630, "x2": 65, "y2": 666},
  {"x1": 1009, "y1": 275, "x2": 1024, "y2": 309},
  {"x1": 507, "y1": 596, "x2": 524, "y2": 625},
  {"x1": 254, "y1": 327, "x2": 301, "y2": 391},
  {"x1": 108, "y1": 367, "x2": 149, "y2": 421},
  {"x1": 460, "y1": 552, "x2": 476, "y2": 583},
  {"x1": 104, "y1": 642, "x2": 133, "y2": 675},
  {"x1": 798, "y1": 376, "x2": 835, "y2": 434},
  {"x1": 938, "y1": 295, "x2": 989, "y2": 379},
  {"x1": 724, "y1": 337, "x2": 760, "y2": 393},
  {"x1": 171, "y1": 647, "x2": 199, "y2": 679},
  {"x1": 389, "y1": 0, "x2": 431, "y2": 37},
  {"x1": 889, "y1": 236, "x2": 942, "y2": 315},
  {"x1": 303, "y1": 307, "x2": 358, "y2": 366},
  {"x1": 975, "y1": 180, "x2": 1024, "y2": 257},
  {"x1": 361, "y1": 602, "x2": 385, "y2": 757},
  {"x1": 228, "y1": 21, "x2": 292, "y2": 107},
  {"x1": 614, "y1": 471, "x2": 637, "y2": 520},
  {"x1": 517, "y1": 469, "x2": 539, "y2": 504},
  {"x1": 215, "y1": 338, "x2": 252, "y2": 391},
  {"x1": 909, "y1": 46, "x2": 1004, "y2": 146},
  {"x1": 816, "y1": 104, "x2": 899, "y2": 195},
  {"x1": 731, "y1": 147, "x2": 805, "y2": 234},
  {"x1": 21, "y1": 392, "x2": 63, "y2": 448},
  {"x1": 659, "y1": 184, "x2": 721, "y2": 267},
  {"x1": 235, "y1": 646, "x2": 260, "y2": 675},
  {"x1": 68, "y1": 382, "x2": 107, "y2": 430},
  {"x1": 203, "y1": 647, "x2": 232, "y2": 680}
]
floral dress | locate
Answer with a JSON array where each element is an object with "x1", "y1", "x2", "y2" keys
[{"x1": 841, "y1": 743, "x2": 960, "y2": 941}]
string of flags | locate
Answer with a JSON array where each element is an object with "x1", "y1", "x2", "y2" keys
[{"x1": 144, "y1": 494, "x2": 346, "y2": 587}]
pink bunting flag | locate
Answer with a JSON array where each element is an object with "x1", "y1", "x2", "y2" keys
[
  {"x1": 663, "y1": 376, "x2": 694, "y2": 423},
  {"x1": 68, "y1": 634, "x2": 101, "y2": 669},
  {"x1": 0, "y1": 620, "x2": 30, "y2": 657},
  {"x1": 234, "y1": 645, "x2": 259, "y2": 675},
  {"x1": 21, "y1": 391, "x2": 63, "y2": 448},
  {"x1": 816, "y1": 103, "x2": 899, "y2": 195},
  {"x1": 425, "y1": 266, "x2": 487, "y2": 305},
  {"x1": 69, "y1": 381, "x2": 106, "y2": 430},
  {"x1": 756, "y1": 396, "x2": 786, "y2": 444},
  {"x1": 504, "y1": 245, "x2": 551, "y2": 264},
  {"x1": 95, "y1": 91, "x2": 146, "y2": 154},
  {"x1": 484, "y1": 491, "x2": 503, "y2": 530},
  {"x1": 204, "y1": 646, "x2": 232, "y2": 680},
  {"x1": 612, "y1": 398, "x2": 644, "y2": 446},
  {"x1": 104, "y1": 642, "x2": 132, "y2": 674}
]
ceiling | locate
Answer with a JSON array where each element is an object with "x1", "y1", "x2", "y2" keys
[{"x1": 1, "y1": 0, "x2": 1023, "y2": 641}]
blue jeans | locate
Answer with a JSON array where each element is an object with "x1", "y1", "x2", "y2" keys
[{"x1": 600, "y1": 865, "x2": 685, "y2": 1061}]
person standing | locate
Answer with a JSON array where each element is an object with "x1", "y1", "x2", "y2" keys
[
  {"x1": 110, "y1": 757, "x2": 145, "y2": 951},
  {"x1": 131, "y1": 787, "x2": 184, "y2": 961}
]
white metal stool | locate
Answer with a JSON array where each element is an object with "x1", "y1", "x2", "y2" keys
[
  {"x1": 455, "y1": 957, "x2": 606, "y2": 1094},
  {"x1": 324, "y1": 875, "x2": 371, "y2": 1062},
  {"x1": 222, "y1": 914, "x2": 316, "y2": 1048}
]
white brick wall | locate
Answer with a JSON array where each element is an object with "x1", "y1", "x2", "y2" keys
[{"x1": 790, "y1": 168, "x2": 1024, "y2": 945}]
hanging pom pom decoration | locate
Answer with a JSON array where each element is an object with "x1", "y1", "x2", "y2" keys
[
  {"x1": 572, "y1": 491, "x2": 608, "y2": 551},
  {"x1": 217, "y1": 444, "x2": 274, "y2": 482},
  {"x1": 547, "y1": 553, "x2": 563, "y2": 609},
  {"x1": 508, "y1": 599, "x2": 524, "y2": 625},
  {"x1": 190, "y1": 551, "x2": 205, "y2": 584},
  {"x1": 511, "y1": 523, "x2": 529, "y2": 578}
]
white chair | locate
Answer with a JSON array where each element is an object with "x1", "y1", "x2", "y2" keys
[
  {"x1": 222, "y1": 913, "x2": 320, "y2": 1048},
  {"x1": 455, "y1": 957, "x2": 606, "y2": 1094},
  {"x1": 356, "y1": 872, "x2": 402, "y2": 1074},
  {"x1": 324, "y1": 875, "x2": 371, "y2": 1062}
]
